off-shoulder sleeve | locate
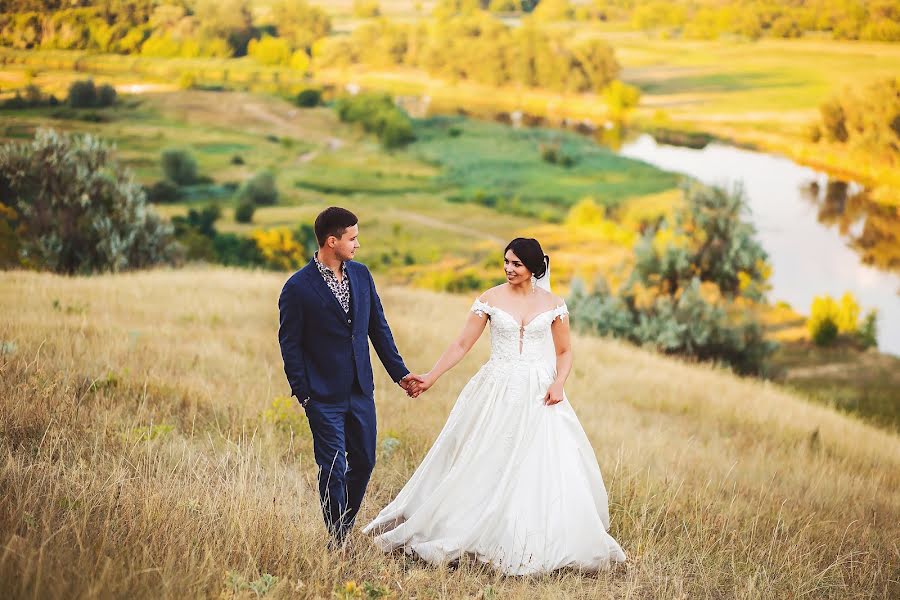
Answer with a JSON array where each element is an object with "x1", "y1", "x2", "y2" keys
[
  {"x1": 471, "y1": 298, "x2": 492, "y2": 319},
  {"x1": 550, "y1": 302, "x2": 569, "y2": 323}
]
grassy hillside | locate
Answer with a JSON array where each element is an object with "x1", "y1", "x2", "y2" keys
[{"x1": 1, "y1": 268, "x2": 897, "y2": 598}]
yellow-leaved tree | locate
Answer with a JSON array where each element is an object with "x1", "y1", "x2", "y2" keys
[
  {"x1": 807, "y1": 292, "x2": 877, "y2": 348},
  {"x1": 252, "y1": 228, "x2": 305, "y2": 271}
]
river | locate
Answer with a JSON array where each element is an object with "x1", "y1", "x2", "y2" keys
[{"x1": 618, "y1": 134, "x2": 899, "y2": 355}]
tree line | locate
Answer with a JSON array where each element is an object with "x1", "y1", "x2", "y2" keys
[
  {"x1": 0, "y1": 1, "x2": 623, "y2": 94},
  {"x1": 316, "y1": 14, "x2": 620, "y2": 94},
  {"x1": 0, "y1": 1, "x2": 330, "y2": 58},
  {"x1": 525, "y1": 0, "x2": 900, "y2": 42},
  {"x1": 811, "y1": 77, "x2": 900, "y2": 164}
]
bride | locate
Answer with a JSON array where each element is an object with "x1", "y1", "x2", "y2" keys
[{"x1": 363, "y1": 237, "x2": 626, "y2": 575}]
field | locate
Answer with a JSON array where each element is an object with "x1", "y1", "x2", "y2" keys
[
  {"x1": 1, "y1": 268, "x2": 898, "y2": 598},
  {"x1": 2, "y1": 83, "x2": 897, "y2": 422},
  {"x1": 0, "y1": 84, "x2": 679, "y2": 288}
]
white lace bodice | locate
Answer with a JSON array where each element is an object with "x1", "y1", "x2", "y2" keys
[{"x1": 471, "y1": 299, "x2": 568, "y2": 363}]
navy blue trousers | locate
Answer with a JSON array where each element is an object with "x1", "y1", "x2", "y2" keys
[{"x1": 303, "y1": 384, "x2": 376, "y2": 542}]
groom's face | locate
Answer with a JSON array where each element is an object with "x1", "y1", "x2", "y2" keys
[{"x1": 330, "y1": 223, "x2": 360, "y2": 261}]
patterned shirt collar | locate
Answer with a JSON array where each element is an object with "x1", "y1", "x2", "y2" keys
[
  {"x1": 314, "y1": 251, "x2": 347, "y2": 281},
  {"x1": 314, "y1": 251, "x2": 351, "y2": 313}
]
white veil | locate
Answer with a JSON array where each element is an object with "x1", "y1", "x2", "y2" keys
[
  {"x1": 535, "y1": 255, "x2": 552, "y2": 293},
  {"x1": 534, "y1": 256, "x2": 559, "y2": 370}
]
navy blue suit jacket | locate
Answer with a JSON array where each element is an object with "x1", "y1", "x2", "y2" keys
[{"x1": 278, "y1": 259, "x2": 409, "y2": 403}]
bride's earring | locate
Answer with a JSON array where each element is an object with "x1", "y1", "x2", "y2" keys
[{"x1": 530, "y1": 275, "x2": 536, "y2": 293}]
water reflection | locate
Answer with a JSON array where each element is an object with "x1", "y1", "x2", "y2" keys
[
  {"x1": 618, "y1": 134, "x2": 900, "y2": 355},
  {"x1": 800, "y1": 180, "x2": 900, "y2": 272}
]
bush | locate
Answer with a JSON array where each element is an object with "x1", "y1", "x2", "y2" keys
[
  {"x1": 161, "y1": 148, "x2": 198, "y2": 186},
  {"x1": 67, "y1": 79, "x2": 96, "y2": 108},
  {"x1": 237, "y1": 171, "x2": 278, "y2": 206},
  {"x1": 816, "y1": 78, "x2": 899, "y2": 163},
  {"x1": 66, "y1": 79, "x2": 116, "y2": 108},
  {"x1": 819, "y1": 98, "x2": 848, "y2": 143},
  {"x1": 566, "y1": 198, "x2": 605, "y2": 226},
  {"x1": 811, "y1": 316, "x2": 839, "y2": 347},
  {"x1": 1, "y1": 84, "x2": 50, "y2": 110},
  {"x1": 172, "y1": 204, "x2": 221, "y2": 239},
  {"x1": 247, "y1": 35, "x2": 292, "y2": 66},
  {"x1": 96, "y1": 83, "x2": 116, "y2": 107},
  {"x1": 567, "y1": 183, "x2": 776, "y2": 375},
  {"x1": 603, "y1": 80, "x2": 641, "y2": 122},
  {"x1": 334, "y1": 93, "x2": 416, "y2": 148},
  {"x1": 807, "y1": 293, "x2": 878, "y2": 348},
  {"x1": 169, "y1": 204, "x2": 266, "y2": 267},
  {"x1": 295, "y1": 88, "x2": 322, "y2": 107},
  {"x1": 0, "y1": 128, "x2": 174, "y2": 274},
  {"x1": 858, "y1": 310, "x2": 878, "y2": 349},
  {"x1": 540, "y1": 145, "x2": 559, "y2": 164},
  {"x1": 0, "y1": 202, "x2": 22, "y2": 268},
  {"x1": 234, "y1": 200, "x2": 255, "y2": 223},
  {"x1": 145, "y1": 179, "x2": 180, "y2": 203},
  {"x1": 230, "y1": 154, "x2": 245, "y2": 165},
  {"x1": 379, "y1": 110, "x2": 416, "y2": 148},
  {"x1": 212, "y1": 232, "x2": 266, "y2": 267},
  {"x1": 252, "y1": 227, "x2": 305, "y2": 270}
]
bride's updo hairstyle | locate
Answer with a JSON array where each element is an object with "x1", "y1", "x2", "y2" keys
[{"x1": 504, "y1": 237, "x2": 549, "y2": 281}]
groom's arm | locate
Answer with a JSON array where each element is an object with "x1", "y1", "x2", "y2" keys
[
  {"x1": 366, "y1": 269, "x2": 410, "y2": 383},
  {"x1": 278, "y1": 280, "x2": 310, "y2": 402}
]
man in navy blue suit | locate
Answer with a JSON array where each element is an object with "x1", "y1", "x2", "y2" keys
[{"x1": 278, "y1": 206, "x2": 422, "y2": 546}]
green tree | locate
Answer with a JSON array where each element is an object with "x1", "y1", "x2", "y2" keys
[
  {"x1": 603, "y1": 80, "x2": 640, "y2": 121},
  {"x1": 819, "y1": 97, "x2": 849, "y2": 143},
  {"x1": 567, "y1": 183, "x2": 776, "y2": 375},
  {"x1": 569, "y1": 37, "x2": 620, "y2": 93},
  {"x1": 161, "y1": 148, "x2": 198, "y2": 186},
  {"x1": 192, "y1": 0, "x2": 254, "y2": 55},
  {"x1": 0, "y1": 129, "x2": 174, "y2": 274},
  {"x1": 269, "y1": 0, "x2": 332, "y2": 52},
  {"x1": 238, "y1": 171, "x2": 279, "y2": 206}
]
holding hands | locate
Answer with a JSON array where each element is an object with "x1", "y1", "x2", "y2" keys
[{"x1": 399, "y1": 372, "x2": 434, "y2": 398}]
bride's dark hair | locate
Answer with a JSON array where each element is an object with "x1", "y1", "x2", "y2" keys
[{"x1": 504, "y1": 238, "x2": 549, "y2": 280}]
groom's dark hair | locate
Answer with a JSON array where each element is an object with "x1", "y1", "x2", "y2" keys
[{"x1": 315, "y1": 207, "x2": 358, "y2": 247}]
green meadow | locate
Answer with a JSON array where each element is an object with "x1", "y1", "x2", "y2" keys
[
  {"x1": 0, "y1": 83, "x2": 681, "y2": 289},
  {"x1": 1, "y1": 4, "x2": 899, "y2": 598},
  {"x1": 607, "y1": 34, "x2": 900, "y2": 128}
]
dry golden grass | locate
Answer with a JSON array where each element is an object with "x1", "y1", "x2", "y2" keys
[{"x1": 1, "y1": 267, "x2": 898, "y2": 599}]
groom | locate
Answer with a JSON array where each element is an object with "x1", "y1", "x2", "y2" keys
[{"x1": 278, "y1": 206, "x2": 421, "y2": 545}]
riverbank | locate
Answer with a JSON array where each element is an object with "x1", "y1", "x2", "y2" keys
[
  {"x1": 619, "y1": 134, "x2": 900, "y2": 357},
  {"x1": 2, "y1": 41, "x2": 896, "y2": 202},
  {"x1": 2, "y1": 82, "x2": 897, "y2": 424}
]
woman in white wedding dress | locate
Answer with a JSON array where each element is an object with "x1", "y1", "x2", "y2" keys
[{"x1": 363, "y1": 238, "x2": 626, "y2": 575}]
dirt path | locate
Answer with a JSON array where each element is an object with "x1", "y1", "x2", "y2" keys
[
  {"x1": 241, "y1": 100, "x2": 304, "y2": 137},
  {"x1": 392, "y1": 210, "x2": 506, "y2": 245}
]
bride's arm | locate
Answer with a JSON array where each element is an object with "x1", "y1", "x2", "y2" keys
[
  {"x1": 544, "y1": 314, "x2": 573, "y2": 406},
  {"x1": 408, "y1": 311, "x2": 488, "y2": 396}
]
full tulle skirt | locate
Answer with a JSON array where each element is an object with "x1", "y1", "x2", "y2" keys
[{"x1": 363, "y1": 358, "x2": 626, "y2": 575}]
